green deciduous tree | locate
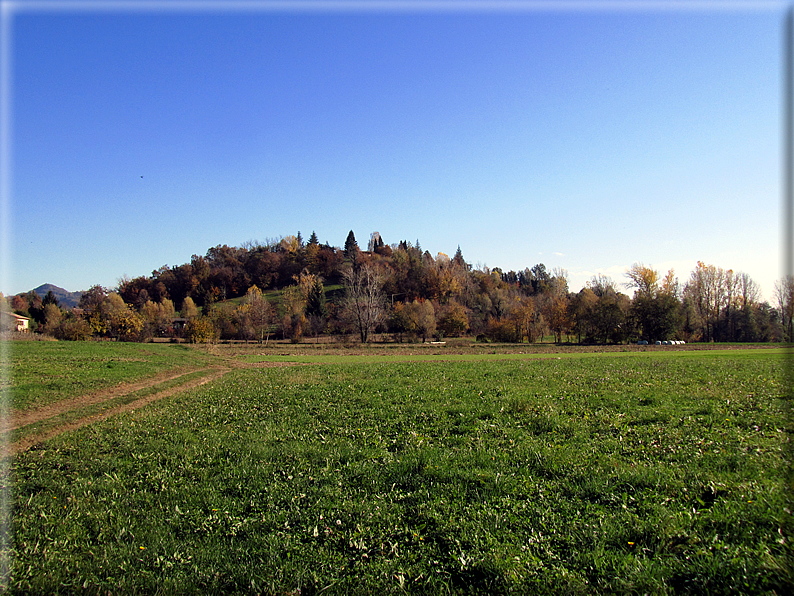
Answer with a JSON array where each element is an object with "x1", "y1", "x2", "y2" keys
[
  {"x1": 625, "y1": 265, "x2": 681, "y2": 343},
  {"x1": 42, "y1": 303, "x2": 62, "y2": 336}
]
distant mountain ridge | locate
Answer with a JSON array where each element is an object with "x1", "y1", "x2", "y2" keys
[{"x1": 32, "y1": 284, "x2": 83, "y2": 309}]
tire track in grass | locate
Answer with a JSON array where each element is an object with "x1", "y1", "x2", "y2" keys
[
  {"x1": 3, "y1": 366, "x2": 230, "y2": 456},
  {"x1": 2, "y1": 359, "x2": 312, "y2": 456},
  {"x1": 1, "y1": 366, "x2": 216, "y2": 433}
]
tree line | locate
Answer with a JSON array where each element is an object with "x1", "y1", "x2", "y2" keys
[{"x1": 3, "y1": 230, "x2": 792, "y2": 344}]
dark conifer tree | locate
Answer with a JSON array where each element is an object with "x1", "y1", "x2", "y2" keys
[
  {"x1": 344, "y1": 231, "x2": 359, "y2": 258},
  {"x1": 453, "y1": 246, "x2": 465, "y2": 266},
  {"x1": 42, "y1": 291, "x2": 59, "y2": 307},
  {"x1": 306, "y1": 279, "x2": 328, "y2": 318}
]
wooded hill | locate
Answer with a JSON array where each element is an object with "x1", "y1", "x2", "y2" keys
[{"x1": 5, "y1": 231, "x2": 793, "y2": 344}]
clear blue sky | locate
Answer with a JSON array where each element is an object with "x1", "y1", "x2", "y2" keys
[{"x1": 2, "y1": 1, "x2": 786, "y2": 301}]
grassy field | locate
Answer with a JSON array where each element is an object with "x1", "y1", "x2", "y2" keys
[
  {"x1": 1, "y1": 341, "x2": 223, "y2": 411},
  {"x1": 2, "y1": 343, "x2": 792, "y2": 594}
]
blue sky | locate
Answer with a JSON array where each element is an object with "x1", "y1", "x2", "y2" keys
[{"x1": 2, "y1": 1, "x2": 786, "y2": 301}]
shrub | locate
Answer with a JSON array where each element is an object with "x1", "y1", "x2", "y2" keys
[
  {"x1": 185, "y1": 317, "x2": 217, "y2": 344},
  {"x1": 53, "y1": 317, "x2": 92, "y2": 341},
  {"x1": 485, "y1": 318, "x2": 519, "y2": 343},
  {"x1": 438, "y1": 302, "x2": 469, "y2": 337}
]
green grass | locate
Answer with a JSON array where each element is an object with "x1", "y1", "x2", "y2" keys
[
  {"x1": 5, "y1": 350, "x2": 792, "y2": 594},
  {"x1": 2, "y1": 341, "x2": 223, "y2": 411},
  {"x1": 240, "y1": 346, "x2": 790, "y2": 365}
]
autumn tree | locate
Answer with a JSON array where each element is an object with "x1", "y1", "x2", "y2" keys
[
  {"x1": 277, "y1": 270, "x2": 324, "y2": 341},
  {"x1": 543, "y1": 294, "x2": 570, "y2": 343},
  {"x1": 235, "y1": 285, "x2": 274, "y2": 344},
  {"x1": 10, "y1": 294, "x2": 29, "y2": 316},
  {"x1": 279, "y1": 284, "x2": 306, "y2": 341},
  {"x1": 248, "y1": 286, "x2": 274, "y2": 343},
  {"x1": 78, "y1": 285, "x2": 108, "y2": 312},
  {"x1": 508, "y1": 297, "x2": 536, "y2": 343},
  {"x1": 35, "y1": 299, "x2": 91, "y2": 340},
  {"x1": 180, "y1": 297, "x2": 200, "y2": 320},
  {"x1": 204, "y1": 302, "x2": 237, "y2": 340},
  {"x1": 139, "y1": 298, "x2": 176, "y2": 339},
  {"x1": 99, "y1": 293, "x2": 144, "y2": 341},
  {"x1": 404, "y1": 299, "x2": 437, "y2": 342},
  {"x1": 437, "y1": 301, "x2": 469, "y2": 338},
  {"x1": 625, "y1": 263, "x2": 659, "y2": 300},
  {"x1": 186, "y1": 316, "x2": 217, "y2": 343},
  {"x1": 384, "y1": 242, "x2": 426, "y2": 302},
  {"x1": 540, "y1": 268, "x2": 570, "y2": 342}
]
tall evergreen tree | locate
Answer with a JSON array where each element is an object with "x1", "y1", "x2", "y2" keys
[
  {"x1": 344, "y1": 231, "x2": 361, "y2": 268},
  {"x1": 453, "y1": 246, "x2": 465, "y2": 267},
  {"x1": 305, "y1": 278, "x2": 328, "y2": 319},
  {"x1": 344, "y1": 231, "x2": 358, "y2": 257}
]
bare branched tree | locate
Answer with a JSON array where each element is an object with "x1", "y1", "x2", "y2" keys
[
  {"x1": 774, "y1": 275, "x2": 794, "y2": 342},
  {"x1": 342, "y1": 263, "x2": 386, "y2": 343}
]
